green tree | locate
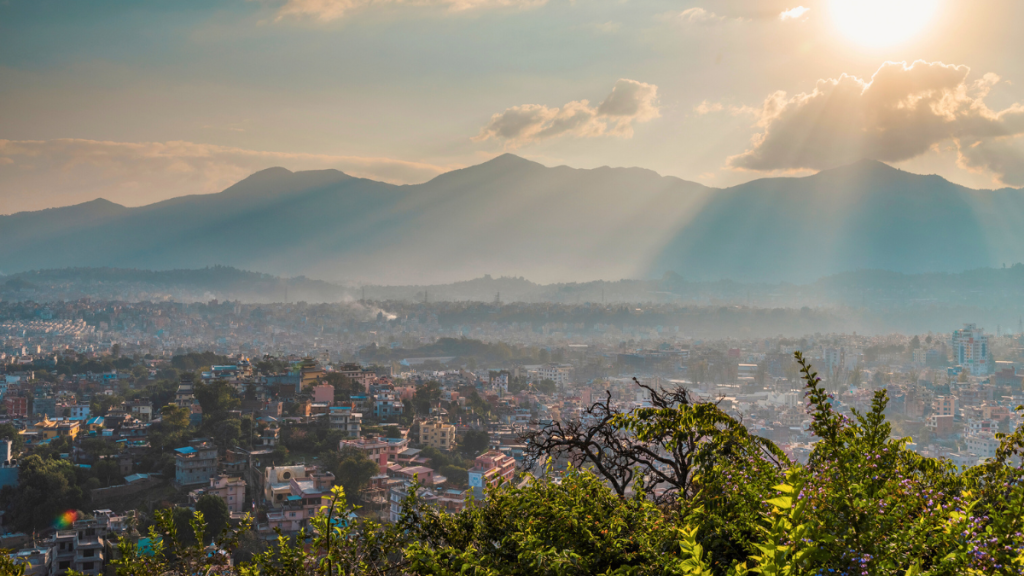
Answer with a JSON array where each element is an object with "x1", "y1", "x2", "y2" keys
[
  {"x1": 322, "y1": 448, "x2": 380, "y2": 502},
  {"x1": 413, "y1": 381, "x2": 442, "y2": 415},
  {"x1": 195, "y1": 494, "x2": 230, "y2": 544},
  {"x1": 0, "y1": 454, "x2": 84, "y2": 532},
  {"x1": 458, "y1": 430, "x2": 489, "y2": 457},
  {"x1": 195, "y1": 380, "x2": 240, "y2": 422}
]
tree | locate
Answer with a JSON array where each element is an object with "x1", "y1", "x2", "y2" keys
[
  {"x1": 438, "y1": 464, "x2": 468, "y2": 488},
  {"x1": 458, "y1": 430, "x2": 489, "y2": 457},
  {"x1": 0, "y1": 454, "x2": 84, "y2": 532},
  {"x1": 383, "y1": 425, "x2": 403, "y2": 439},
  {"x1": 195, "y1": 380, "x2": 240, "y2": 422},
  {"x1": 322, "y1": 448, "x2": 379, "y2": 502},
  {"x1": 413, "y1": 381, "x2": 442, "y2": 415},
  {"x1": 0, "y1": 423, "x2": 25, "y2": 452},
  {"x1": 535, "y1": 379, "x2": 557, "y2": 395},
  {"x1": 195, "y1": 494, "x2": 230, "y2": 544}
]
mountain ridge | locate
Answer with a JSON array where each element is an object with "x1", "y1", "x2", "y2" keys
[{"x1": 2, "y1": 155, "x2": 1023, "y2": 283}]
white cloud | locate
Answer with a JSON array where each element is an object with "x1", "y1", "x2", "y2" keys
[
  {"x1": 273, "y1": 0, "x2": 545, "y2": 21},
  {"x1": 727, "y1": 60, "x2": 1024, "y2": 186},
  {"x1": 694, "y1": 100, "x2": 724, "y2": 115},
  {"x1": 695, "y1": 100, "x2": 760, "y2": 117},
  {"x1": 476, "y1": 79, "x2": 660, "y2": 146},
  {"x1": 677, "y1": 7, "x2": 724, "y2": 24},
  {"x1": 0, "y1": 138, "x2": 453, "y2": 213},
  {"x1": 779, "y1": 6, "x2": 809, "y2": 20}
]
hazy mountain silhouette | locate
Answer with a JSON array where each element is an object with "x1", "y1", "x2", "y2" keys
[{"x1": 1, "y1": 155, "x2": 1021, "y2": 283}]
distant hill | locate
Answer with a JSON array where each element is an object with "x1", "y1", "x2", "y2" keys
[{"x1": 1, "y1": 155, "x2": 1022, "y2": 283}]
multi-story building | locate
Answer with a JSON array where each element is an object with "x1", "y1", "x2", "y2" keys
[
  {"x1": 263, "y1": 464, "x2": 335, "y2": 509},
  {"x1": 537, "y1": 363, "x2": 573, "y2": 387},
  {"x1": 467, "y1": 450, "x2": 516, "y2": 494},
  {"x1": 373, "y1": 392, "x2": 404, "y2": 420},
  {"x1": 125, "y1": 400, "x2": 153, "y2": 422},
  {"x1": 68, "y1": 404, "x2": 91, "y2": 421},
  {"x1": 5, "y1": 396, "x2": 27, "y2": 418},
  {"x1": 389, "y1": 482, "x2": 466, "y2": 522},
  {"x1": 419, "y1": 418, "x2": 455, "y2": 451},
  {"x1": 927, "y1": 414, "x2": 954, "y2": 437},
  {"x1": 932, "y1": 395, "x2": 957, "y2": 418},
  {"x1": 175, "y1": 376, "x2": 195, "y2": 408},
  {"x1": 965, "y1": 432, "x2": 1000, "y2": 461},
  {"x1": 340, "y1": 436, "x2": 390, "y2": 474},
  {"x1": 174, "y1": 440, "x2": 219, "y2": 487},
  {"x1": 952, "y1": 324, "x2": 992, "y2": 376},
  {"x1": 49, "y1": 516, "x2": 110, "y2": 576},
  {"x1": 190, "y1": 474, "x2": 247, "y2": 514},
  {"x1": 328, "y1": 406, "x2": 362, "y2": 438}
]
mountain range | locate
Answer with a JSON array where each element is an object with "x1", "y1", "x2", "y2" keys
[{"x1": 1, "y1": 154, "x2": 1022, "y2": 284}]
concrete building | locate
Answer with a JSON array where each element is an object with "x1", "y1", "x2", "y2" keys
[
  {"x1": 340, "y1": 436, "x2": 390, "y2": 474},
  {"x1": 190, "y1": 474, "x2": 247, "y2": 514},
  {"x1": 68, "y1": 404, "x2": 91, "y2": 421},
  {"x1": 467, "y1": 450, "x2": 516, "y2": 493},
  {"x1": 174, "y1": 440, "x2": 219, "y2": 487},
  {"x1": 419, "y1": 418, "x2": 455, "y2": 451},
  {"x1": 263, "y1": 464, "x2": 335, "y2": 509},
  {"x1": 126, "y1": 400, "x2": 153, "y2": 422},
  {"x1": 538, "y1": 363, "x2": 573, "y2": 387},
  {"x1": 965, "y1": 433, "x2": 1000, "y2": 461},
  {"x1": 328, "y1": 406, "x2": 362, "y2": 438},
  {"x1": 952, "y1": 324, "x2": 992, "y2": 376}
]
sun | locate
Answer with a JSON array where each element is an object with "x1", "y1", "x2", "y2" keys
[{"x1": 828, "y1": 0, "x2": 941, "y2": 48}]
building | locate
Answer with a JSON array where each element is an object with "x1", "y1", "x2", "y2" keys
[
  {"x1": 419, "y1": 418, "x2": 455, "y2": 451},
  {"x1": 372, "y1": 392, "x2": 404, "y2": 420},
  {"x1": 340, "y1": 436, "x2": 390, "y2": 474},
  {"x1": 313, "y1": 383, "x2": 334, "y2": 404},
  {"x1": 538, "y1": 363, "x2": 573, "y2": 387},
  {"x1": 68, "y1": 404, "x2": 91, "y2": 421},
  {"x1": 965, "y1": 433, "x2": 1000, "y2": 461},
  {"x1": 932, "y1": 395, "x2": 957, "y2": 418},
  {"x1": 5, "y1": 396, "x2": 27, "y2": 418},
  {"x1": 389, "y1": 482, "x2": 466, "y2": 522},
  {"x1": 174, "y1": 440, "x2": 219, "y2": 487},
  {"x1": 328, "y1": 406, "x2": 362, "y2": 438},
  {"x1": 126, "y1": 400, "x2": 153, "y2": 422},
  {"x1": 49, "y1": 515, "x2": 111, "y2": 576},
  {"x1": 927, "y1": 414, "x2": 954, "y2": 437},
  {"x1": 190, "y1": 474, "x2": 247, "y2": 514},
  {"x1": 467, "y1": 450, "x2": 516, "y2": 493},
  {"x1": 263, "y1": 464, "x2": 335, "y2": 508},
  {"x1": 952, "y1": 324, "x2": 992, "y2": 376},
  {"x1": 175, "y1": 376, "x2": 196, "y2": 408},
  {"x1": 9, "y1": 546, "x2": 50, "y2": 576}
]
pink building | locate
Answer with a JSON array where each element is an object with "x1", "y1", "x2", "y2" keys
[
  {"x1": 313, "y1": 384, "x2": 334, "y2": 404},
  {"x1": 467, "y1": 450, "x2": 516, "y2": 492},
  {"x1": 340, "y1": 436, "x2": 390, "y2": 474},
  {"x1": 189, "y1": 474, "x2": 247, "y2": 514}
]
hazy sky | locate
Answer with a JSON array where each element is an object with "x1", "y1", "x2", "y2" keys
[{"x1": 2, "y1": 0, "x2": 1023, "y2": 214}]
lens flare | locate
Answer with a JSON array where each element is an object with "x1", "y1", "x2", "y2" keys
[{"x1": 55, "y1": 510, "x2": 78, "y2": 529}]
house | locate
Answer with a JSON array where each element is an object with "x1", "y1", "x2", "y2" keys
[
  {"x1": 263, "y1": 464, "x2": 335, "y2": 508},
  {"x1": 419, "y1": 418, "x2": 455, "y2": 451},
  {"x1": 340, "y1": 436, "x2": 390, "y2": 474},
  {"x1": 190, "y1": 474, "x2": 247, "y2": 514},
  {"x1": 328, "y1": 406, "x2": 362, "y2": 438},
  {"x1": 174, "y1": 440, "x2": 219, "y2": 487},
  {"x1": 467, "y1": 450, "x2": 516, "y2": 493},
  {"x1": 125, "y1": 400, "x2": 153, "y2": 423}
]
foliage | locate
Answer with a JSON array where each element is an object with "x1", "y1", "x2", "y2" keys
[
  {"x1": 413, "y1": 380, "x2": 442, "y2": 415},
  {"x1": 321, "y1": 447, "x2": 381, "y2": 502},
  {"x1": 458, "y1": 429, "x2": 489, "y2": 457},
  {"x1": 0, "y1": 454, "x2": 85, "y2": 532},
  {"x1": 98, "y1": 352, "x2": 1024, "y2": 576}
]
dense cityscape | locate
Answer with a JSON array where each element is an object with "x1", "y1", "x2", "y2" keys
[{"x1": 2, "y1": 288, "x2": 1023, "y2": 573}]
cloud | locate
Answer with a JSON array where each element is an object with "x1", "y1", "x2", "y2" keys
[
  {"x1": 694, "y1": 100, "x2": 759, "y2": 117},
  {"x1": 676, "y1": 7, "x2": 725, "y2": 24},
  {"x1": 779, "y1": 6, "x2": 809, "y2": 20},
  {"x1": 273, "y1": 0, "x2": 545, "y2": 21},
  {"x1": 0, "y1": 139, "x2": 453, "y2": 213},
  {"x1": 727, "y1": 60, "x2": 1024, "y2": 186},
  {"x1": 476, "y1": 79, "x2": 659, "y2": 146}
]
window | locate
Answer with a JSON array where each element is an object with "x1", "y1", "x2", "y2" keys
[
  {"x1": 83, "y1": 562, "x2": 94, "y2": 571},
  {"x1": 59, "y1": 561, "x2": 71, "y2": 569},
  {"x1": 84, "y1": 549, "x2": 95, "y2": 557}
]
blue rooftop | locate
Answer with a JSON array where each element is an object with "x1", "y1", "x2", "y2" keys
[{"x1": 174, "y1": 446, "x2": 196, "y2": 454}]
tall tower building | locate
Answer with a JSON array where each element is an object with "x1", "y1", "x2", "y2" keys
[{"x1": 951, "y1": 324, "x2": 991, "y2": 376}]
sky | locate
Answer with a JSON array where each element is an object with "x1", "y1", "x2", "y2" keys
[{"x1": 1, "y1": 0, "x2": 1024, "y2": 214}]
